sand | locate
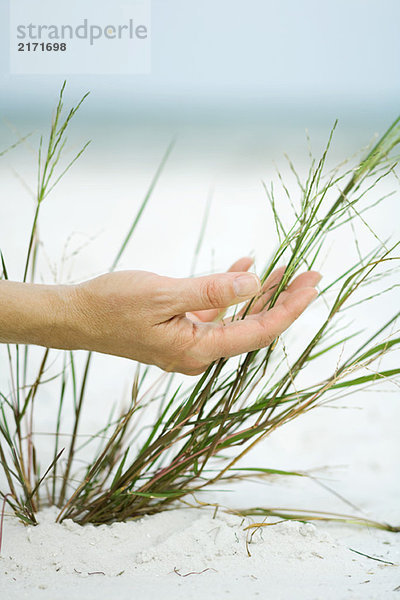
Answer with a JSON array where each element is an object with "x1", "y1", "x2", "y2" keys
[{"x1": 1, "y1": 501, "x2": 399, "y2": 600}]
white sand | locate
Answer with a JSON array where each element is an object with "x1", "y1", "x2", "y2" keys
[{"x1": 1, "y1": 503, "x2": 399, "y2": 599}]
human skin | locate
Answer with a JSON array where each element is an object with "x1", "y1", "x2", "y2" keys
[{"x1": 0, "y1": 258, "x2": 321, "y2": 375}]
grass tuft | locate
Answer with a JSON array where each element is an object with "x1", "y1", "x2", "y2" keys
[{"x1": 0, "y1": 86, "x2": 399, "y2": 533}]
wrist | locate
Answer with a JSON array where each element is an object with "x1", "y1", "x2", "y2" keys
[
  {"x1": 0, "y1": 281, "x2": 83, "y2": 350},
  {"x1": 39, "y1": 284, "x2": 84, "y2": 351}
]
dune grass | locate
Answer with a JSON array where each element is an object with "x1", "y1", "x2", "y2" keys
[{"x1": 0, "y1": 84, "x2": 399, "y2": 531}]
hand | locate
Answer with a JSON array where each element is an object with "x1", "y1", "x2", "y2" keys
[{"x1": 66, "y1": 258, "x2": 321, "y2": 374}]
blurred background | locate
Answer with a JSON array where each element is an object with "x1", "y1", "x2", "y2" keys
[
  {"x1": 0, "y1": 0, "x2": 399, "y2": 273},
  {"x1": 0, "y1": 0, "x2": 399, "y2": 525}
]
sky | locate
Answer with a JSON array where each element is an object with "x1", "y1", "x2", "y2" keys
[{"x1": 0, "y1": 0, "x2": 399, "y2": 115}]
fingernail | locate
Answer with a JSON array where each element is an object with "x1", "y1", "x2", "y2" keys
[{"x1": 233, "y1": 273, "x2": 261, "y2": 298}]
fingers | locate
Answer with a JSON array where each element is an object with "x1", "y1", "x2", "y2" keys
[
  {"x1": 284, "y1": 270, "x2": 322, "y2": 293},
  {"x1": 191, "y1": 256, "x2": 254, "y2": 322},
  {"x1": 272, "y1": 271, "x2": 321, "y2": 309},
  {"x1": 237, "y1": 266, "x2": 286, "y2": 317},
  {"x1": 169, "y1": 262, "x2": 261, "y2": 314},
  {"x1": 239, "y1": 268, "x2": 322, "y2": 316},
  {"x1": 197, "y1": 286, "x2": 318, "y2": 361}
]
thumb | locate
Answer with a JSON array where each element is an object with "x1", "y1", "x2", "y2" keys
[{"x1": 169, "y1": 271, "x2": 261, "y2": 313}]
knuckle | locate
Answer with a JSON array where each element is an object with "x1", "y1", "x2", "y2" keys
[
  {"x1": 159, "y1": 318, "x2": 213, "y2": 376},
  {"x1": 257, "y1": 322, "x2": 275, "y2": 348},
  {"x1": 172, "y1": 319, "x2": 197, "y2": 351},
  {"x1": 161, "y1": 321, "x2": 207, "y2": 375},
  {"x1": 202, "y1": 279, "x2": 225, "y2": 307}
]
